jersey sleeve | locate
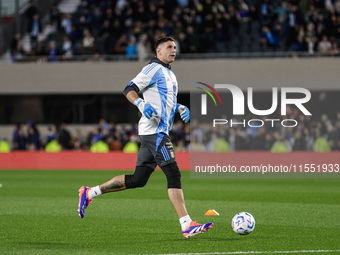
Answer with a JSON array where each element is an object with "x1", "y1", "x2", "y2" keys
[{"x1": 130, "y1": 63, "x2": 160, "y2": 92}]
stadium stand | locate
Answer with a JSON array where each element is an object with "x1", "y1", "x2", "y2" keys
[{"x1": 2, "y1": 0, "x2": 340, "y2": 62}]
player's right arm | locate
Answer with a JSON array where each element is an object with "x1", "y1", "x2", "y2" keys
[
  {"x1": 124, "y1": 87, "x2": 139, "y2": 105},
  {"x1": 123, "y1": 82, "x2": 158, "y2": 119},
  {"x1": 123, "y1": 64, "x2": 161, "y2": 119}
]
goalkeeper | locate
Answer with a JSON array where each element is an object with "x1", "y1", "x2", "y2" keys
[{"x1": 78, "y1": 37, "x2": 213, "y2": 238}]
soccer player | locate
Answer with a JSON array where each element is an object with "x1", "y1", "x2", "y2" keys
[{"x1": 78, "y1": 37, "x2": 213, "y2": 238}]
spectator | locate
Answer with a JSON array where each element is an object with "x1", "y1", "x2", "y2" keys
[
  {"x1": 48, "y1": 41, "x2": 58, "y2": 62},
  {"x1": 305, "y1": 22, "x2": 316, "y2": 54},
  {"x1": 34, "y1": 41, "x2": 47, "y2": 62},
  {"x1": 50, "y1": 3, "x2": 61, "y2": 31},
  {"x1": 102, "y1": 8, "x2": 114, "y2": 26},
  {"x1": 44, "y1": 126, "x2": 55, "y2": 147},
  {"x1": 239, "y1": 0, "x2": 250, "y2": 22},
  {"x1": 82, "y1": 29, "x2": 96, "y2": 55},
  {"x1": 70, "y1": 25, "x2": 80, "y2": 44},
  {"x1": 57, "y1": 123, "x2": 72, "y2": 149},
  {"x1": 186, "y1": 26, "x2": 201, "y2": 52},
  {"x1": 61, "y1": 14, "x2": 72, "y2": 35},
  {"x1": 29, "y1": 14, "x2": 42, "y2": 49},
  {"x1": 102, "y1": 127, "x2": 110, "y2": 144},
  {"x1": 292, "y1": 35, "x2": 308, "y2": 51},
  {"x1": 315, "y1": 22, "x2": 325, "y2": 41},
  {"x1": 26, "y1": 0, "x2": 38, "y2": 19},
  {"x1": 261, "y1": 26, "x2": 279, "y2": 49},
  {"x1": 98, "y1": 19, "x2": 114, "y2": 54},
  {"x1": 98, "y1": 119, "x2": 107, "y2": 130},
  {"x1": 79, "y1": 8, "x2": 92, "y2": 30},
  {"x1": 292, "y1": 130, "x2": 306, "y2": 150},
  {"x1": 72, "y1": 129, "x2": 82, "y2": 150},
  {"x1": 12, "y1": 124, "x2": 21, "y2": 140},
  {"x1": 315, "y1": 92, "x2": 328, "y2": 120},
  {"x1": 62, "y1": 35, "x2": 73, "y2": 59},
  {"x1": 91, "y1": 127, "x2": 103, "y2": 144},
  {"x1": 126, "y1": 39, "x2": 137, "y2": 60},
  {"x1": 108, "y1": 136, "x2": 123, "y2": 151},
  {"x1": 272, "y1": 1, "x2": 290, "y2": 24},
  {"x1": 260, "y1": 0, "x2": 271, "y2": 26},
  {"x1": 10, "y1": 33, "x2": 21, "y2": 61},
  {"x1": 112, "y1": 19, "x2": 124, "y2": 39},
  {"x1": 11, "y1": 41, "x2": 27, "y2": 61},
  {"x1": 108, "y1": 122, "x2": 116, "y2": 136},
  {"x1": 26, "y1": 0, "x2": 38, "y2": 30},
  {"x1": 115, "y1": 34, "x2": 128, "y2": 54},
  {"x1": 91, "y1": 7, "x2": 102, "y2": 37},
  {"x1": 235, "y1": 127, "x2": 249, "y2": 150},
  {"x1": 318, "y1": 35, "x2": 332, "y2": 53},
  {"x1": 13, "y1": 128, "x2": 27, "y2": 150},
  {"x1": 250, "y1": 127, "x2": 266, "y2": 150},
  {"x1": 329, "y1": 121, "x2": 340, "y2": 150},
  {"x1": 328, "y1": 41, "x2": 339, "y2": 55},
  {"x1": 248, "y1": 5, "x2": 260, "y2": 22},
  {"x1": 27, "y1": 125, "x2": 41, "y2": 151},
  {"x1": 264, "y1": 133, "x2": 275, "y2": 150},
  {"x1": 305, "y1": 5, "x2": 318, "y2": 23},
  {"x1": 137, "y1": 34, "x2": 151, "y2": 62}
]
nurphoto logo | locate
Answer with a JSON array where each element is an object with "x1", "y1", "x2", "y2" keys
[{"x1": 197, "y1": 83, "x2": 312, "y2": 128}]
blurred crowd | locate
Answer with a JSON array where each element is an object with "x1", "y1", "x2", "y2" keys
[
  {"x1": 8, "y1": 107, "x2": 340, "y2": 152},
  {"x1": 10, "y1": 0, "x2": 340, "y2": 61},
  {"x1": 11, "y1": 119, "x2": 137, "y2": 151},
  {"x1": 9, "y1": 118, "x2": 188, "y2": 152},
  {"x1": 191, "y1": 111, "x2": 340, "y2": 152}
]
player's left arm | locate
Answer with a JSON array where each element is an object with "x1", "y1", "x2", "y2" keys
[{"x1": 175, "y1": 104, "x2": 190, "y2": 123}]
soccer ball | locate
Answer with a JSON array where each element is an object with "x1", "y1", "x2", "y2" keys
[{"x1": 232, "y1": 212, "x2": 255, "y2": 235}]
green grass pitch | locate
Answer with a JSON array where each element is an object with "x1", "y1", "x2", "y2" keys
[{"x1": 1, "y1": 170, "x2": 340, "y2": 255}]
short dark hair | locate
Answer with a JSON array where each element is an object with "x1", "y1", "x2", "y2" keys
[{"x1": 155, "y1": 37, "x2": 175, "y2": 49}]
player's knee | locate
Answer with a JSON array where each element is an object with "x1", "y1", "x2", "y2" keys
[
  {"x1": 167, "y1": 172, "x2": 181, "y2": 189},
  {"x1": 125, "y1": 174, "x2": 147, "y2": 188},
  {"x1": 134, "y1": 175, "x2": 149, "y2": 188},
  {"x1": 125, "y1": 166, "x2": 153, "y2": 189},
  {"x1": 162, "y1": 162, "x2": 182, "y2": 189}
]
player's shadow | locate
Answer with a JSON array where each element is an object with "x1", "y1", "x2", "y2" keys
[
  {"x1": 16, "y1": 241, "x2": 75, "y2": 249},
  {"x1": 162, "y1": 237, "x2": 242, "y2": 242}
]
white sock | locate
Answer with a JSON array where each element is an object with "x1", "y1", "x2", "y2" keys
[
  {"x1": 179, "y1": 215, "x2": 192, "y2": 230},
  {"x1": 88, "y1": 185, "x2": 102, "y2": 199}
]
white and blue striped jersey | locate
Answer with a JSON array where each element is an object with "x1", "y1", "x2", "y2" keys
[{"x1": 131, "y1": 59, "x2": 178, "y2": 135}]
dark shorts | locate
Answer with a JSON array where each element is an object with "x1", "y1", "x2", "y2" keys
[{"x1": 136, "y1": 133, "x2": 177, "y2": 169}]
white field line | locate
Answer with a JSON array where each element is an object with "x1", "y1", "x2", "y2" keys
[{"x1": 153, "y1": 250, "x2": 340, "y2": 255}]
